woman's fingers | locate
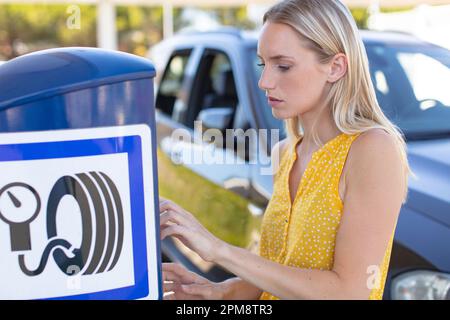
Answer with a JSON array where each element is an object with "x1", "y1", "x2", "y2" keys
[
  {"x1": 163, "y1": 264, "x2": 188, "y2": 284},
  {"x1": 163, "y1": 270, "x2": 182, "y2": 283},
  {"x1": 158, "y1": 199, "x2": 219, "y2": 262},
  {"x1": 163, "y1": 263, "x2": 189, "y2": 278},
  {"x1": 160, "y1": 209, "x2": 188, "y2": 227},
  {"x1": 163, "y1": 263, "x2": 208, "y2": 285},
  {"x1": 164, "y1": 281, "x2": 182, "y2": 293},
  {"x1": 163, "y1": 283, "x2": 205, "y2": 300},
  {"x1": 163, "y1": 293, "x2": 174, "y2": 300},
  {"x1": 181, "y1": 284, "x2": 219, "y2": 300},
  {"x1": 160, "y1": 199, "x2": 194, "y2": 220},
  {"x1": 161, "y1": 224, "x2": 189, "y2": 241},
  {"x1": 162, "y1": 263, "x2": 223, "y2": 300},
  {"x1": 159, "y1": 199, "x2": 183, "y2": 214}
]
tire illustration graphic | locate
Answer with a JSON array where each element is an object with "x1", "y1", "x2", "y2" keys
[{"x1": 18, "y1": 172, "x2": 124, "y2": 277}]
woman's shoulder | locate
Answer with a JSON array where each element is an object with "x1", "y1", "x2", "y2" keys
[
  {"x1": 346, "y1": 128, "x2": 403, "y2": 184},
  {"x1": 350, "y1": 128, "x2": 398, "y2": 158}
]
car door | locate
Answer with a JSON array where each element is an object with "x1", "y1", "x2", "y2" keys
[{"x1": 156, "y1": 45, "x2": 261, "y2": 280}]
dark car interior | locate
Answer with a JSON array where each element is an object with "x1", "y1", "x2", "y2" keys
[
  {"x1": 203, "y1": 69, "x2": 238, "y2": 110},
  {"x1": 186, "y1": 49, "x2": 239, "y2": 129},
  {"x1": 155, "y1": 49, "x2": 192, "y2": 116}
]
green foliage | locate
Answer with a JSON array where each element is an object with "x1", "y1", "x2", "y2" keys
[
  {"x1": 116, "y1": 6, "x2": 163, "y2": 57},
  {"x1": 350, "y1": 8, "x2": 370, "y2": 29},
  {"x1": 381, "y1": 6, "x2": 415, "y2": 13},
  {"x1": 0, "y1": 4, "x2": 164, "y2": 59},
  {"x1": 173, "y1": 6, "x2": 255, "y2": 33},
  {"x1": 212, "y1": 6, "x2": 256, "y2": 29},
  {"x1": 0, "y1": 4, "x2": 417, "y2": 60},
  {"x1": 0, "y1": 4, "x2": 96, "y2": 59}
]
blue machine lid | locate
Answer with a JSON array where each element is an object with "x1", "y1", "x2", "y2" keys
[{"x1": 0, "y1": 47, "x2": 156, "y2": 109}]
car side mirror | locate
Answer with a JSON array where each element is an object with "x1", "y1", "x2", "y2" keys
[{"x1": 197, "y1": 107, "x2": 234, "y2": 131}]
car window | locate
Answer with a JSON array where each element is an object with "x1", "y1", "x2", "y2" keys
[
  {"x1": 367, "y1": 44, "x2": 450, "y2": 138},
  {"x1": 156, "y1": 50, "x2": 191, "y2": 116},
  {"x1": 184, "y1": 49, "x2": 256, "y2": 160},
  {"x1": 186, "y1": 50, "x2": 239, "y2": 129}
]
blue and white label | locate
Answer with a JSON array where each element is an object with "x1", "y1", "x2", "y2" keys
[{"x1": 0, "y1": 125, "x2": 161, "y2": 300}]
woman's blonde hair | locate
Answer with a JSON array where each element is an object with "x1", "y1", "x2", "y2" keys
[{"x1": 263, "y1": 0, "x2": 411, "y2": 202}]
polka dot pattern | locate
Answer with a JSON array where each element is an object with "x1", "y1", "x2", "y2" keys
[{"x1": 258, "y1": 133, "x2": 394, "y2": 300}]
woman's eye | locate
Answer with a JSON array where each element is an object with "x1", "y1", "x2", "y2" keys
[
  {"x1": 256, "y1": 63, "x2": 290, "y2": 72},
  {"x1": 277, "y1": 65, "x2": 291, "y2": 72}
]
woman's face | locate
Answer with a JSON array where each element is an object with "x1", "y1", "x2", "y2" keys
[{"x1": 257, "y1": 22, "x2": 331, "y2": 120}]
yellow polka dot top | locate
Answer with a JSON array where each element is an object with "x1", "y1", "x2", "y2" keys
[{"x1": 258, "y1": 133, "x2": 394, "y2": 300}]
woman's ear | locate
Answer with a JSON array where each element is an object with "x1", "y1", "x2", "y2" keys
[{"x1": 327, "y1": 53, "x2": 348, "y2": 83}]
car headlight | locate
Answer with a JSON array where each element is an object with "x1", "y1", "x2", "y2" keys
[{"x1": 391, "y1": 270, "x2": 450, "y2": 300}]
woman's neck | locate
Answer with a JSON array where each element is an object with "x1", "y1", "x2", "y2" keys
[{"x1": 298, "y1": 106, "x2": 341, "y2": 153}]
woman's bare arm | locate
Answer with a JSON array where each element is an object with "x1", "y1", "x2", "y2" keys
[{"x1": 221, "y1": 277, "x2": 263, "y2": 300}]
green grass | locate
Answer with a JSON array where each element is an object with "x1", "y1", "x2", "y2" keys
[{"x1": 157, "y1": 149, "x2": 262, "y2": 248}]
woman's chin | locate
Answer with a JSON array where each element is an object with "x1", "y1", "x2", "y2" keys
[{"x1": 271, "y1": 108, "x2": 292, "y2": 120}]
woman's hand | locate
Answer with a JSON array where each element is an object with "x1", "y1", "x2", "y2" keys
[
  {"x1": 163, "y1": 263, "x2": 228, "y2": 300},
  {"x1": 159, "y1": 197, "x2": 226, "y2": 262}
]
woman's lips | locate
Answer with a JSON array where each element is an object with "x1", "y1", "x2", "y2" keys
[{"x1": 268, "y1": 96, "x2": 284, "y2": 108}]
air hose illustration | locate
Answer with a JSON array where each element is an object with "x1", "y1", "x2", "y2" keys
[{"x1": 9, "y1": 172, "x2": 124, "y2": 277}]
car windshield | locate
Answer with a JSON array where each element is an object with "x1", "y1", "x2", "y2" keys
[{"x1": 251, "y1": 42, "x2": 450, "y2": 140}]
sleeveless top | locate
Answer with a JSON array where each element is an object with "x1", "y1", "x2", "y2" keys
[{"x1": 258, "y1": 133, "x2": 394, "y2": 300}]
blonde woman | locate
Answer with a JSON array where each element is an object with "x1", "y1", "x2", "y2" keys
[{"x1": 160, "y1": 0, "x2": 410, "y2": 300}]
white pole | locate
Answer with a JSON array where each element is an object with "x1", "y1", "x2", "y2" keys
[
  {"x1": 97, "y1": 0, "x2": 117, "y2": 50},
  {"x1": 367, "y1": 0, "x2": 381, "y2": 29},
  {"x1": 163, "y1": 1, "x2": 174, "y2": 39}
]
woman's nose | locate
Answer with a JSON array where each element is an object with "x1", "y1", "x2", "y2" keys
[{"x1": 258, "y1": 69, "x2": 275, "y2": 91}]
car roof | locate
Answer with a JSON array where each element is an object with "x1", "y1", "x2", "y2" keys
[
  {"x1": 148, "y1": 27, "x2": 435, "y2": 72},
  {"x1": 165, "y1": 26, "x2": 431, "y2": 47}
]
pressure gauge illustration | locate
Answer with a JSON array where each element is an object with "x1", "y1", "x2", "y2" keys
[{"x1": 0, "y1": 182, "x2": 41, "y2": 251}]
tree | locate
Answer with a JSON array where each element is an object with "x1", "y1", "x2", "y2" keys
[{"x1": 0, "y1": 4, "x2": 96, "y2": 60}]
